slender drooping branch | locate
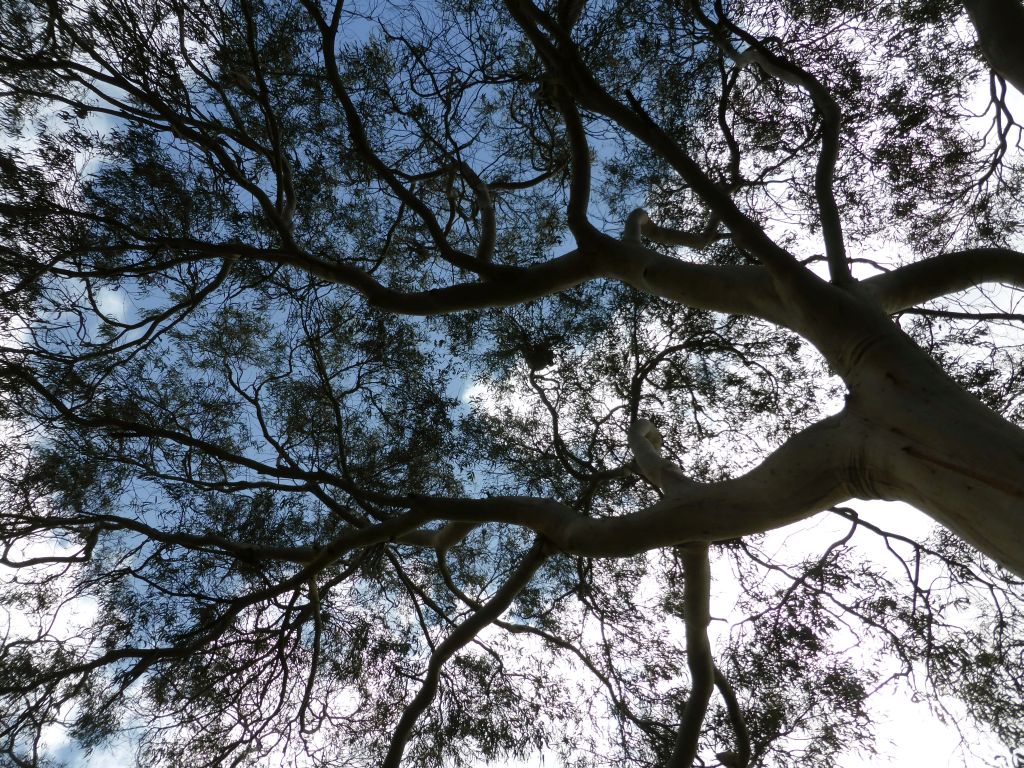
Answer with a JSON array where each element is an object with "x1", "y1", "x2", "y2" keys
[
  {"x1": 381, "y1": 538, "x2": 549, "y2": 768},
  {"x1": 666, "y1": 542, "x2": 715, "y2": 768},
  {"x1": 715, "y1": 667, "x2": 752, "y2": 768}
]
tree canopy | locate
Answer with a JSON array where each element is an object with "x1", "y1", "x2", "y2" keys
[{"x1": 1, "y1": 0, "x2": 1023, "y2": 766}]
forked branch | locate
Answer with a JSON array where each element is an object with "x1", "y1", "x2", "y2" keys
[
  {"x1": 381, "y1": 538, "x2": 549, "y2": 768},
  {"x1": 689, "y1": 1, "x2": 849, "y2": 284},
  {"x1": 501, "y1": 0, "x2": 804, "y2": 283},
  {"x1": 316, "y1": 411, "x2": 855, "y2": 562}
]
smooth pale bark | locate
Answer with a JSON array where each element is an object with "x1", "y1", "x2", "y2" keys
[
  {"x1": 370, "y1": 274, "x2": 1024, "y2": 576},
  {"x1": 602, "y1": 238, "x2": 789, "y2": 324},
  {"x1": 310, "y1": 291, "x2": 1024, "y2": 576},
  {"x1": 783, "y1": 275, "x2": 1024, "y2": 576},
  {"x1": 839, "y1": 323, "x2": 1024, "y2": 575},
  {"x1": 51, "y1": 239, "x2": 1020, "y2": 576},
  {"x1": 862, "y1": 247, "x2": 1024, "y2": 313},
  {"x1": 629, "y1": 418, "x2": 696, "y2": 495},
  {"x1": 215, "y1": 235, "x2": 788, "y2": 321},
  {"x1": 667, "y1": 543, "x2": 715, "y2": 768},
  {"x1": 319, "y1": 412, "x2": 854, "y2": 558}
]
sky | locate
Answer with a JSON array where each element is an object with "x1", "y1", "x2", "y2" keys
[
  {"x1": 2, "y1": 4, "x2": 1023, "y2": 767},
  {"x1": 10, "y1": 500, "x2": 1014, "y2": 768}
]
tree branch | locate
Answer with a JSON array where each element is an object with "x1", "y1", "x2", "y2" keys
[
  {"x1": 691, "y1": 1, "x2": 849, "y2": 283},
  {"x1": 381, "y1": 538, "x2": 549, "y2": 768},
  {"x1": 962, "y1": 0, "x2": 1024, "y2": 97},
  {"x1": 715, "y1": 667, "x2": 751, "y2": 768},
  {"x1": 501, "y1": 0, "x2": 805, "y2": 283},
  {"x1": 315, "y1": 411, "x2": 856, "y2": 562},
  {"x1": 628, "y1": 418, "x2": 694, "y2": 497},
  {"x1": 552, "y1": 83, "x2": 600, "y2": 245},
  {"x1": 862, "y1": 247, "x2": 1024, "y2": 313},
  {"x1": 622, "y1": 208, "x2": 725, "y2": 249},
  {"x1": 602, "y1": 241, "x2": 789, "y2": 323},
  {"x1": 666, "y1": 542, "x2": 714, "y2": 768},
  {"x1": 457, "y1": 162, "x2": 497, "y2": 263},
  {"x1": 900, "y1": 307, "x2": 1024, "y2": 323},
  {"x1": 113, "y1": 234, "x2": 786, "y2": 322}
]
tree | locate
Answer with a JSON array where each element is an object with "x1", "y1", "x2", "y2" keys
[{"x1": 0, "y1": 0, "x2": 1022, "y2": 765}]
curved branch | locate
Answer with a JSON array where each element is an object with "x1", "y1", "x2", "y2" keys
[
  {"x1": 862, "y1": 247, "x2": 1024, "y2": 313},
  {"x1": 500, "y1": 410, "x2": 853, "y2": 553},
  {"x1": 298, "y1": 577, "x2": 323, "y2": 734},
  {"x1": 316, "y1": 411, "x2": 856, "y2": 562},
  {"x1": 501, "y1": 0, "x2": 803, "y2": 282},
  {"x1": 553, "y1": 85, "x2": 600, "y2": 245},
  {"x1": 120, "y1": 235, "x2": 786, "y2": 322},
  {"x1": 300, "y1": 0, "x2": 499, "y2": 279},
  {"x1": 263, "y1": 237, "x2": 790, "y2": 321},
  {"x1": 666, "y1": 543, "x2": 714, "y2": 768},
  {"x1": 381, "y1": 538, "x2": 549, "y2": 768},
  {"x1": 692, "y1": 2, "x2": 849, "y2": 283},
  {"x1": 602, "y1": 241, "x2": 788, "y2": 323},
  {"x1": 628, "y1": 418, "x2": 694, "y2": 496},
  {"x1": 238, "y1": 243, "x2": 602, "y2": 315},
  {"x1": 715, "y1": 667, "x2": 751, "y2": 768},
  {"x1": 458, "y1": 162, "x2": 497, "y2": 263},
  {"x1": 623, "y1": 208, "x2": 725, "y2": 249}
]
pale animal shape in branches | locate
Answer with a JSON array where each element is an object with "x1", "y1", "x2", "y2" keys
[{"x1": 628, "y1": 418, "x2": 694, "y2": 496}]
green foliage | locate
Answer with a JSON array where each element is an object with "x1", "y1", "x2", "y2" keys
[{"x1": 0, "y1": 0, "x2": 1022, "y2": 766}]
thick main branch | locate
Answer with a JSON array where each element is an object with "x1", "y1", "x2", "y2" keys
[
  {"x1": 316, "y1": 412, "x2": 856, "y2": 563},
  {"x1": 962, "y1": 0, "x2": 1024, "y2": 96},
  {"x1": 862, "y1": 247, "x2": 1024, "y2": 313}
]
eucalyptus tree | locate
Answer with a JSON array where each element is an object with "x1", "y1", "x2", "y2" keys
[{"x1": 1, "y1": 0, "x2": 1023, "y2": 766}]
